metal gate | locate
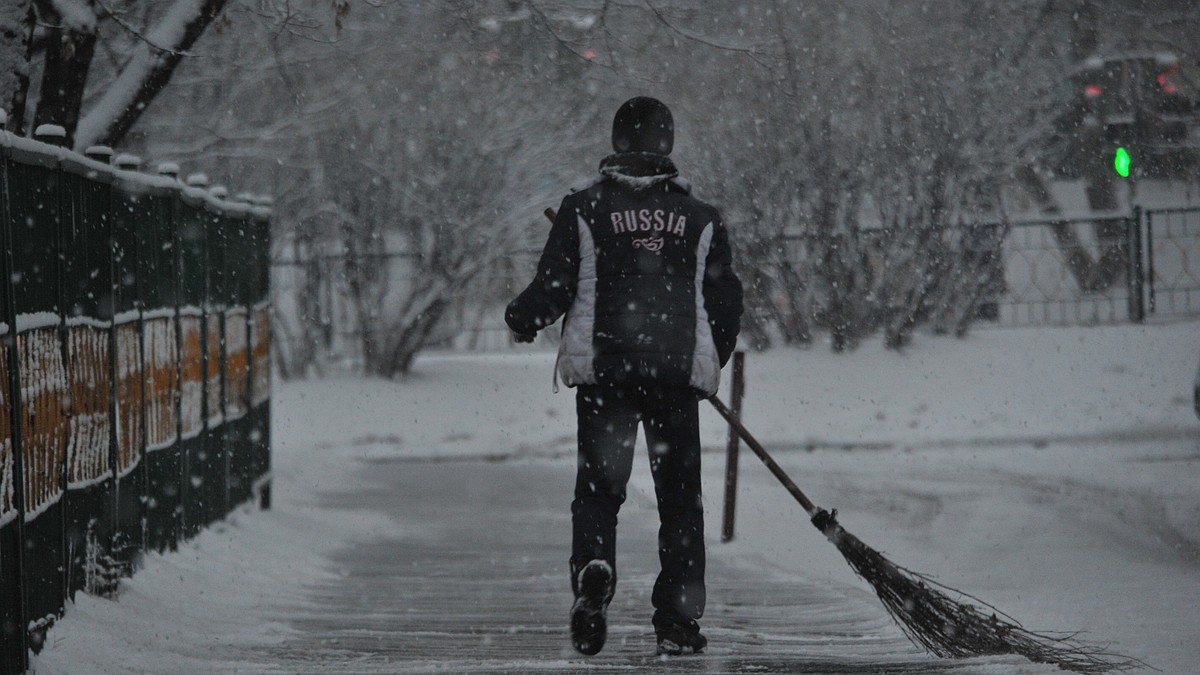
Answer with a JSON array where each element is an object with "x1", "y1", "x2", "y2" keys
[
  {"x1": 994, "y1": 205, "x2": 1200, "y2": 326},
  {"x1": 1143, "y1": 206, "x2": 1200, "y2": 319}
]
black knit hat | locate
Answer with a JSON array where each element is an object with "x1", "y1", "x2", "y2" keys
[{"x1": 611, "y1": 96, "x2": 674, "y2": 155}]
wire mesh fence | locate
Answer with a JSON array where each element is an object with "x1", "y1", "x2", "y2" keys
[
  {"x1": 271, "y1": 204, "x2": 1199, "y2": 373},
  {"x1": 989, "y1": 207, "x2": 1199, "y2": 326}
]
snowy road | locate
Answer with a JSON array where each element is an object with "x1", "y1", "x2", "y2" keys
[
  {"x1": 239, "y1": 457, "x2": 1054, "y2": 674},
  {"x1": 31, "y1": 323, "x2": 1200, "y2": 673}
]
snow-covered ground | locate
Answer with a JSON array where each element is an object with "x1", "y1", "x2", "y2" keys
[{"x1": 30, "y1": 320, "x2": 1200, "y2": 673}]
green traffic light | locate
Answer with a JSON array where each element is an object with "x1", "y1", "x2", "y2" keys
[{"x1": 1114, "y1": 146, "x2": 1131, "y2": 178}]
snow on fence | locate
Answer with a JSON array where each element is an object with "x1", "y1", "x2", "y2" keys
[{"x1": 0, "y1": 124, "x2": 272, "y2": 673}]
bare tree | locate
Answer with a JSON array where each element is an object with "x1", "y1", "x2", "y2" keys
[
  {"x1": 135, "y1": 1, "x2": 604, "y2": 377},
  {"x1": 335, "y1": 3, "x2": 602, "y2": 376},
  {"x1": 72, "y1": 0, "x2": 232, "y2": 149},
  {"x1": 108, "y1": 0, "x2": 1200, "y2": 371},
  {"x1": 678, "y1": 1, "x2": 1072, "y2": 349},
  {"x1": 2, "y1": 0, "x2": 347, "y2": 149}
]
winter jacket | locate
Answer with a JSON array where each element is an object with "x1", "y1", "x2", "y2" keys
[{"x1": 506, "y1": 152, "x2": 743, "y2": 397}]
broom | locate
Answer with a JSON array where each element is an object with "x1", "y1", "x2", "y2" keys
[
  {"x1": 708, "y1": 395, "x2": 1143, "y2": 673},
  {"x1": 537, "y1": 206, "x2": 1137, "y2": 670}
]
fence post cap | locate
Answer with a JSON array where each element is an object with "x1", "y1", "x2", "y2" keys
[
  {"x1": 34, "y1": 124, "x2": 68, "y2": 145},
  {"x1": 185, "y1": 172, "x2": 209, "y2": 187},
  {"x1": 157, "y1": 162, "x2": 181, "y2": 178},
  {"x1": 209, "y1": 185, "x2": 228, "y2": 199},
  {"x1": 113, "y1": 153, "x2": 142, "y2": 170},
  {"x1": 84, "y1": 145, "x2": 114, "y2": 162}
]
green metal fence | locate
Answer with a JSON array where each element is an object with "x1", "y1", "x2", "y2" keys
[{"x1": 0, "y1": 127, "x2": 271, "y2": 673}]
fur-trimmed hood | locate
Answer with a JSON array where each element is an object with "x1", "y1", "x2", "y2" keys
[{"x1": 598, "y1": 152, "x2": 686, "y2": 193}]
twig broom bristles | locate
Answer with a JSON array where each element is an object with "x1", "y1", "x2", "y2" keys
[{"x1": 708, "y1": 396, "x2": 1143, "y2": 673}]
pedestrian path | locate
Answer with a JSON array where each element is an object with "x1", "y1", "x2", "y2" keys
[{"x1": 246, "y1": 458, "x2": 1039, "y2": 673}]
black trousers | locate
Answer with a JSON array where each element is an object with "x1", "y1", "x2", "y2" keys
[{"x1": 570, "y1": 384, "x2": 705, "y2": 623}]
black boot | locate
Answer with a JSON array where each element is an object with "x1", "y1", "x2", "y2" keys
[
  {"x1": 570, "y1": 560, "x2": 614, "y2": 655},
  {"x1": 653, "y1": 613, "x2": 707, "y2": 655}
]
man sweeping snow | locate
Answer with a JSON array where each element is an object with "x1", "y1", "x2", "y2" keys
[{"x1": 505, "y1": 96, "x2": 743, "y2": 656}]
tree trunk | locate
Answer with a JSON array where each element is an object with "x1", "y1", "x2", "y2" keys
[
  {"x1": 380, "y1": 297, "x2": 450, "y2": 378},
  {"x1": 1, "y1": 1, "x2": 35, "y2": 135},
  {"x1": 32, "y1": 0, "x2": 97, "y2": 145},
  {"x1": 777, "y1": 261, "x2": 813, "y2": 345},
  {"x1": 1015, "y1": 163, "x2": 1122, "y2": 293}
]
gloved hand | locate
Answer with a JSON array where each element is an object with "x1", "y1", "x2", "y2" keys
[{"x1": 511, "y1": 331, "x2": 536, "y2": 344}]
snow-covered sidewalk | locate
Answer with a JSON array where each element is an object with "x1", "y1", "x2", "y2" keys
[{"x1": 30, "y1": 322, "x2": 1200, "y2": 673}]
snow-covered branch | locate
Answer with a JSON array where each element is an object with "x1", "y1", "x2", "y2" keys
[
  {"x1": 73, "y1": 0, "x2": 226, "y2": 150},
  {"x1": 48, "y1": 0, "x2": 96, "y2": 32},
  {"x1": 94, "y1": 0, "x2": 193, "y2": 57}
]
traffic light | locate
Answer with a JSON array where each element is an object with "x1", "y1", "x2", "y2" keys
[{"x1": 1113, "y1": 146, "x2": 1131, "y2": 178}]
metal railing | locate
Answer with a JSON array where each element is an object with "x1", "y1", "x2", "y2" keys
[{"x1": 0, "y1": 127, "x2": 271, "y2": 672}]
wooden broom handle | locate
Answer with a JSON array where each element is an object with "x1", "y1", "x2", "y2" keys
[{"x1": 708, "y1": 396, "x2": 819, "y2": 516}]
